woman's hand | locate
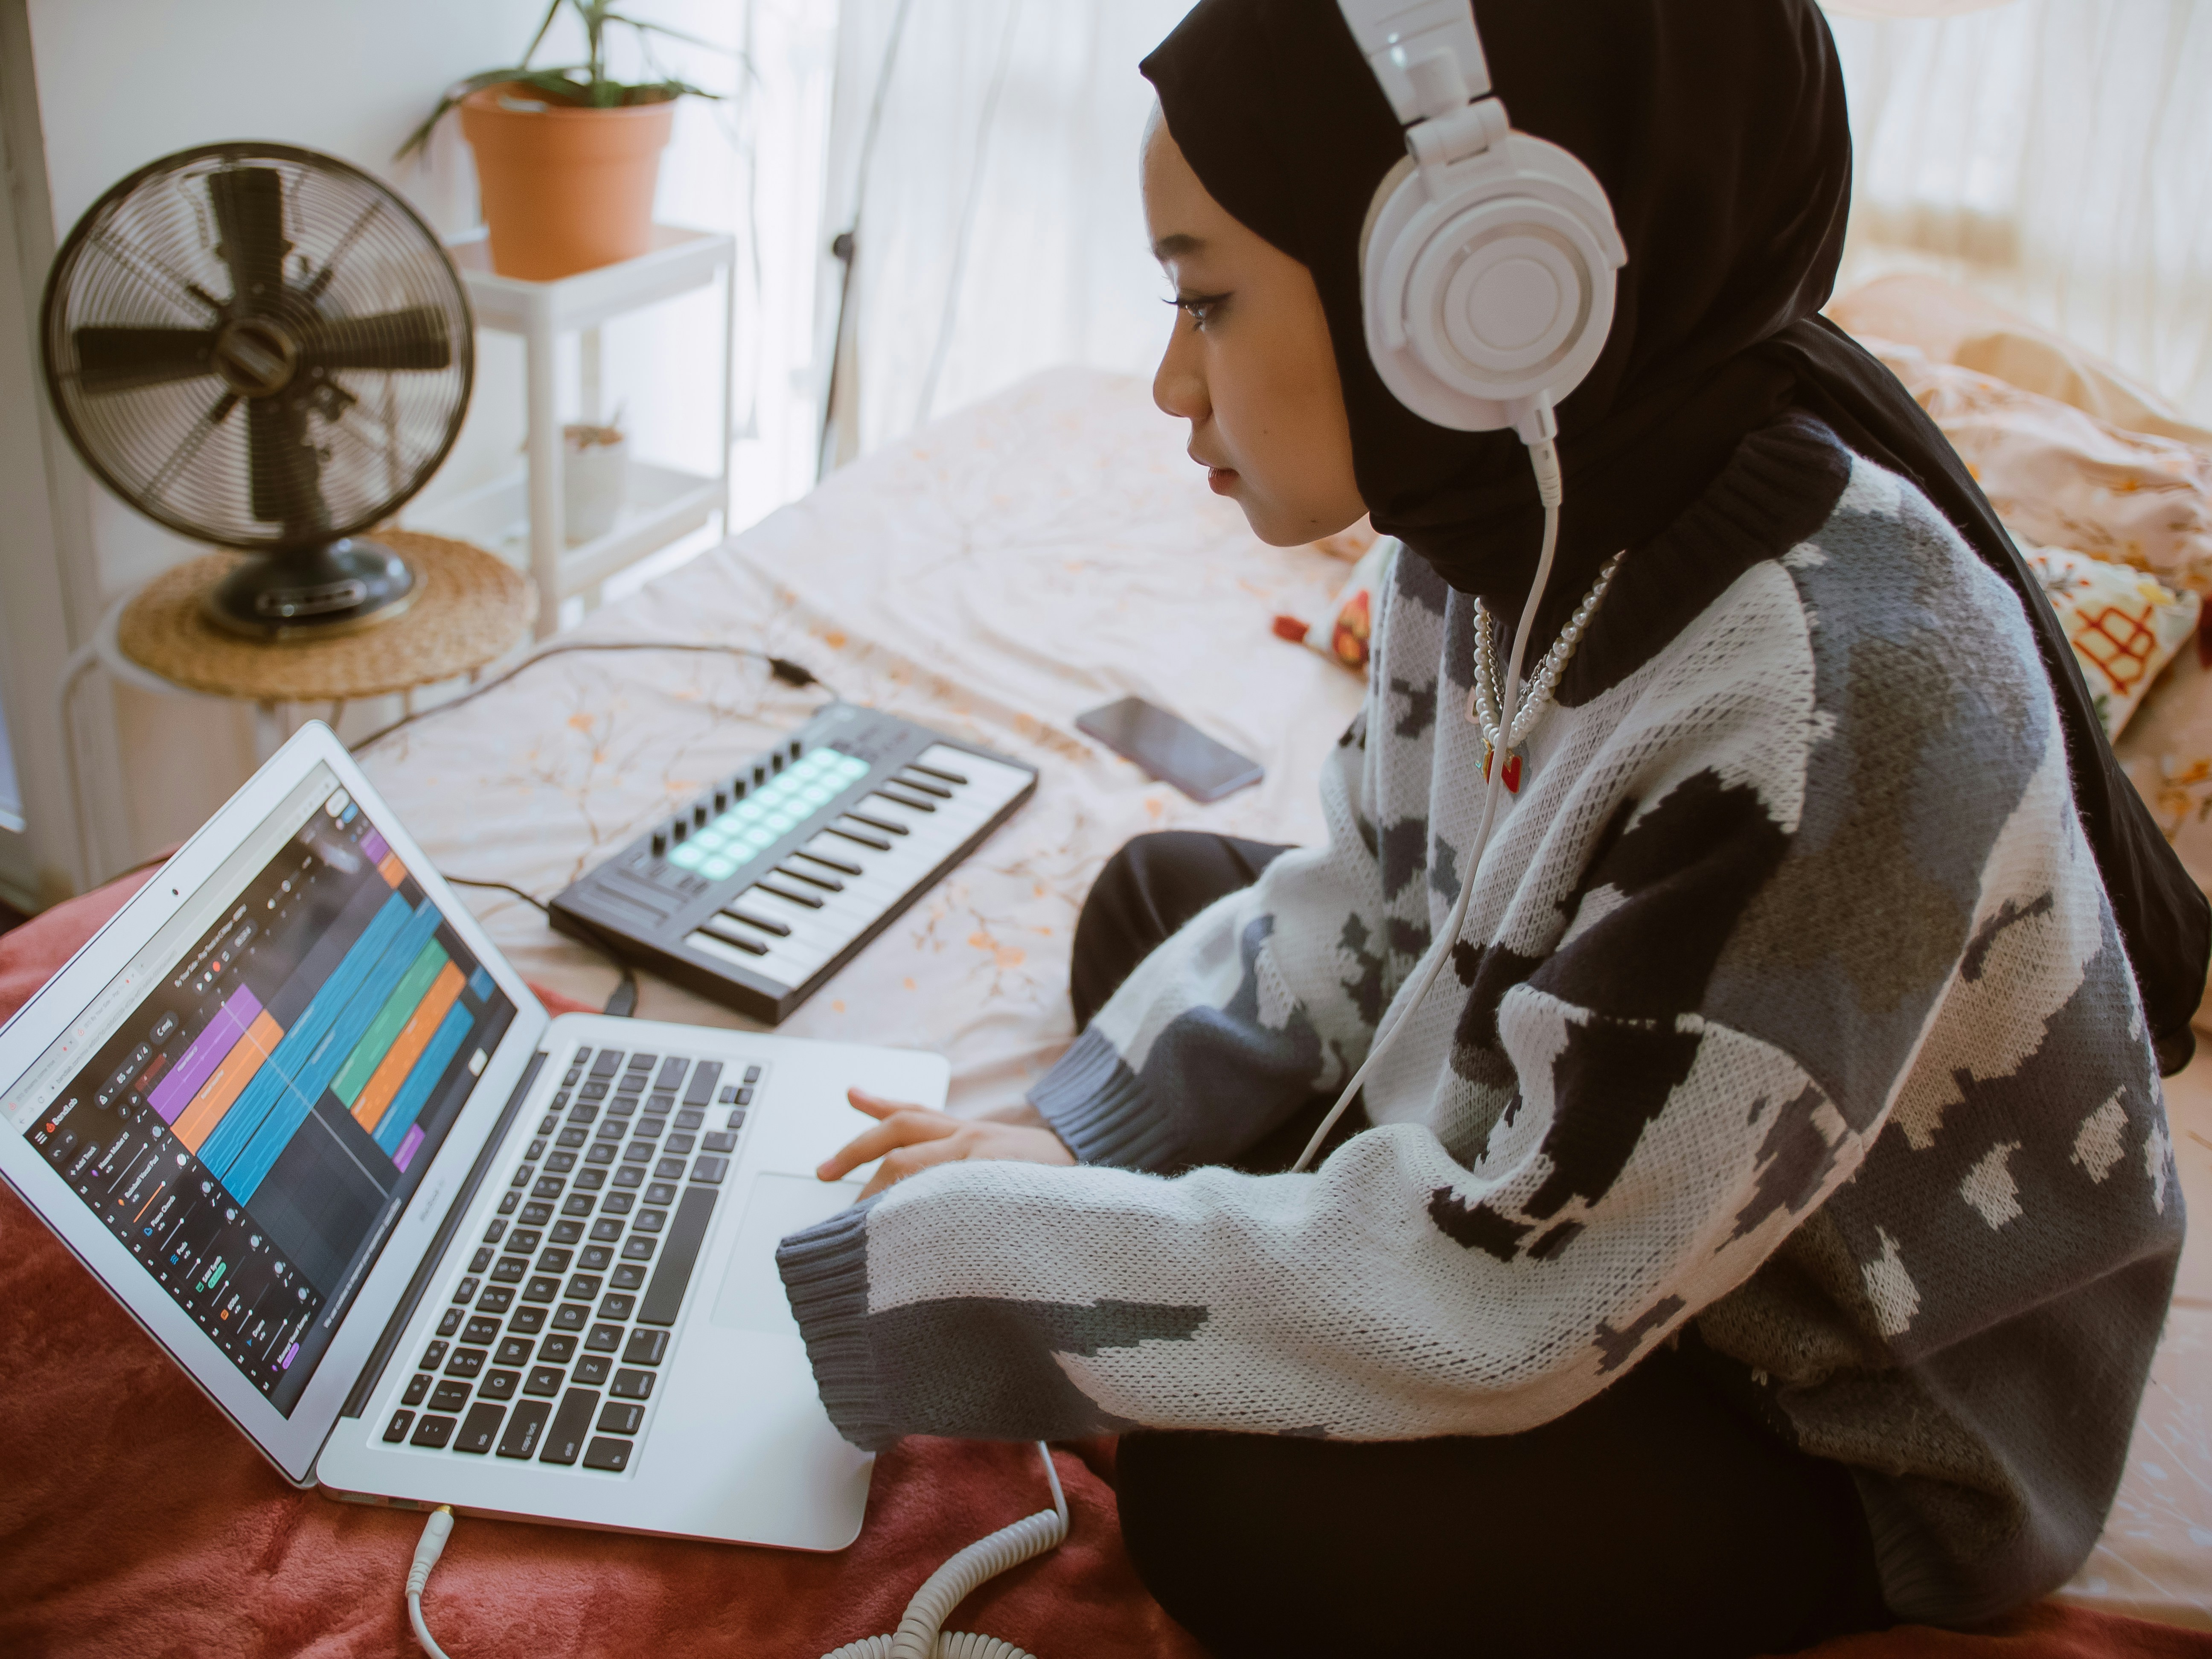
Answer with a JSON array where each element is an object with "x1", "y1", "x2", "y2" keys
[{"x1": 820, "y1": 1090, "x2": 1075, "y2": 1199}]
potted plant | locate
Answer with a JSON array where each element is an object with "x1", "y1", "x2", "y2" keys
[{"x1": 400, "y1": 0, "x2": 723, "y2": 281}]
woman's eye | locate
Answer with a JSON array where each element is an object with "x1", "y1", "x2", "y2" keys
[{"x1": 1169, "y1": 293, "x2": 1226, "y2": 331}]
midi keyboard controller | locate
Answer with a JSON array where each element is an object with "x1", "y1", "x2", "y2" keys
[{"x1": 548, "y1": 704, "x2": 1036, "y2": 1023}]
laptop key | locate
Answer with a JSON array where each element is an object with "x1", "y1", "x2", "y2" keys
[
  {"x1": 551, "y1": 1304, "x2": 589, "y2": 1332},
  {"x1": 623, "y1": 1328, "x2": 669, "y2": 1366},
  {"x1": 702, "y1": 1131, "x2": 737, "y2": 1153},
  {"x1": 498, "y1": 1400, "x2": 550, "y2": 1459},
  {"x1": 540, "y1": 1389, "x2": 601, "y2": 1466},
  {"x1": 498, "y1": 1191, "x2": 520, "y2": 1216},
  {"x1": 402, "y1": 1374, "x2": 431, "y2": 1406},
  {"x1": 574, "y1": 1355, "x2": 612, "y2": 1385},
  {"x1": 494, "y1": 1336, "x2": 533, "y2": 1366},
  {"x1": 430, "y1": 1380, "x2": 471, "y2": 1413},
  {"x1": 639, "y1": 1186, "x2": 719, "y2": 1326},
  {"x1": 610, "y1": 1368, "x2": 655, "y2": 1400},
  {"x1": 506, "y1": 1304, "x2": 542, "y2": 1333},
  {"x1": 455, "y1": 1403, "x2": 504, "y2": 1455},
  {"x1": 621, "y1": 1237, "x2": 657, "y2": 1261},
  {"x1": 691, "y1": 1156, "x2": 728, "y2": 1184},
  {"x1": 564, "y1": 1194, "x2": 598, "y2": 1216},
  {"x1": 480, "y1": 1370, "x2": 519, "y2": 1401},
  {"x1": 541, "y1": 1335, "x2": 577, "y2": 1363},
  {"x1": 444, "y1": 1347, "x2": 486, "y2": 1379},
  {"x1": 585, "y1": 1322, "x2": 624, "y2": 1353},
  {"x1": 550, "y1": 1220, "x2": 585, "y2": 1244},
  {"x1": 539, "y1": 1248, "x2": 573, "y2": 1273},
  {"x1": 589, "y1": 1219, "x2": 622, "y2": 1243},
  {"x1": 599, "y1": 1293, "x2": 635, "y2": 1321},
  {"x1": 519, "y1": 1203, "x2": 554, "y2": 1225},
  {"x1": 524, "y1": 1366, "x2": 565, "y2": 1397},
  {"x1": 523, "y1": 1276, "x2": 562, "y2": 1302},
  {"x1": 532, "y1": 1177, "x2": 564, "y2": 1199},
  {"x1": 437, "y1": 1309, "x2": 462, "y2": 1338},
  {"x1": 420, "y1": 1341, "x2": 449, "y2": 1370},
  {"x1": 583, "y1": 1437, "x2": 633, "y2": 1473},
  {"x1": 477, "y1": 1287, "x2": 515, "y2": 1314},
  {"x1": 484, "y1": 1219, "x2": 508, "y2": 1245},
  {"x1": 653, "y1": 1157, "x2": 686, "y2": 1181},
  {"x1": 462, "y1": 1316, "x2": 501, "y2": 1345},
  {"x1": 383, "y1": 1410, "x2": 414, "y2": 1444},
  {"x1": 645, "y1": 1182, "x2": 678, "y2": 1205},
  {"x1": 634, "y1": 1208, "x2": 667, "y2": 1234},
  {"x1": 599, "y1": 1402, "x2": 645, "y2": 1435},
  {"x1": 411, "y1": 1415, "x2": 456, "y2": 1449},
  {"x1": 567, "y1": 1275, "x2": 604, "y2": 1301},
  {"x1": 603, "y1": 1193, "x2": 634, "y2": 1216}
]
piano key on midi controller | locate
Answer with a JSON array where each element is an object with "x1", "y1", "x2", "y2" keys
[{"x1": 548, "y1": 705, "x2": 1037, "y2": 1023}]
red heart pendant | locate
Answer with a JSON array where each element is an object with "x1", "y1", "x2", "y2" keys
[{"x1": 1481, "y1": 745, "x2": 1524, "y2": 794}]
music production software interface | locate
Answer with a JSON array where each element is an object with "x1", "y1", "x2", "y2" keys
[{"x1": 2, "y1": 765, "x2": 515, "y2": 1416}]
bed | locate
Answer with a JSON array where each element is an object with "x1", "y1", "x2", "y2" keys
[{"x1": 1, "y1": 366, "x2": 2206, "y2": 1656}]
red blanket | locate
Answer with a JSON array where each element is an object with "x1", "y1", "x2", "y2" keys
[{"x1": 2, "y1": 874, "x2": 2203, "y2": 1658}]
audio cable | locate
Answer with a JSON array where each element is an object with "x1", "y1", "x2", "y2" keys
[{"x1": 1291, "y1": 405, "x2": 1564, "y2": 1175}]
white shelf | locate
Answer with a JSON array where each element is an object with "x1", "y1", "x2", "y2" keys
[
  {"x1": 439, "y1": 224, "x2": 737, "y2": 637},
  {"x1": 406, "y1": 460, "x2": 722, "y2": 602}
]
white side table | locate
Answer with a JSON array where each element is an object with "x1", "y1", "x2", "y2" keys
[{"x1": 411, "y1": 225, "x2": 737, "y2": 640}]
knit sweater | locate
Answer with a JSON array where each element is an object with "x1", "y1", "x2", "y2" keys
[{"x1": 777, "y1": 413, "x2": 2184, "y2": 1625}]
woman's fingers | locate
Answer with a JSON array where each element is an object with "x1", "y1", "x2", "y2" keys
[
  {"x1": 855, "y1": 1135, "x2": 968, "y2": 1200},
  {"x1": 817, "y1": 1095, "x2": 957, "y2": 1181}
]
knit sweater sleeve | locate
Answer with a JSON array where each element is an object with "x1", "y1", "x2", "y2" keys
[{"x1": 1022, "y1": 589, "x2": 1399, "y2": 1174}]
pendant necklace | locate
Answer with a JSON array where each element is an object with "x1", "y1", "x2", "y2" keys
[{"x1": 1468, "y1": 549, "x2": 1626, "y2": 793}]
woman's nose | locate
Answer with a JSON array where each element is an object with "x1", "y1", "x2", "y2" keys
[{"x1": 1153, "y1": 321, "x2": 1208, "y2": 423}]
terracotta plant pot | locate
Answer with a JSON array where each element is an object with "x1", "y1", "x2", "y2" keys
[{"x1": 460, "y1": 83, "x2": 674, "y2": 280}]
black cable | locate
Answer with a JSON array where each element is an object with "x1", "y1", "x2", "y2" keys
[
  {"x1": 349, "y1": 642, "x2": 840, "y2": 754},
  {"x1": 441, "y1": 874, "x2": 638, "y2": 1019}
]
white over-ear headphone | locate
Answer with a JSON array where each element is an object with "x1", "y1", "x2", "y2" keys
[{"x1": 1336, "y1": 0, "x2": 1626, "y2": 443}]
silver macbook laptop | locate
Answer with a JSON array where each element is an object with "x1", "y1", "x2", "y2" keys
[{"x1": 0, "y1": 721, "x2": 943, "y2": 1549}]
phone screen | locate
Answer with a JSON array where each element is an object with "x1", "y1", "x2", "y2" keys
[{"x1": 1075, "y1": 696, "x2": 1264, "y2": 803}]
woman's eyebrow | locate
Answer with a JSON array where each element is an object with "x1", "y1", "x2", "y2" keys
[{"x1": 1152, "y1": 232, "x2": 1204, "y2": 260}]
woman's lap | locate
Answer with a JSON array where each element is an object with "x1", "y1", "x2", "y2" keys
[{"x1": 1071, "y1": 831, "x2": 1890, "y2": 1658}]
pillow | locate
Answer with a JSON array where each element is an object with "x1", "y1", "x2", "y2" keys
[
  {"x1": 1273, "y1": 537, "x2": 1397, "y2": 672},
  {"x1": 2024, "y1": 543, "x2": 2200, "y2": 739}
]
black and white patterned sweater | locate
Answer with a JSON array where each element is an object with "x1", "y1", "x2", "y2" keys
[{"x1": 778, "y1": 413, "x2": 2184, "y2": 1624}]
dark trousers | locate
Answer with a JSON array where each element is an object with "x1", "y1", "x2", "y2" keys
[{"x1": 1072, "y1": 832, "x2": 1891, "y2": 1659}]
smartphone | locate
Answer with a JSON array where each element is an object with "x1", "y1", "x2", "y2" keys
[{"x1": 1075, "y1": 695, "x2": 1264, "y2": 803}]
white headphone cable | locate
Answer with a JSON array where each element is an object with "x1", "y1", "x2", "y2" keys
[
  {"x1": 407, "y1": 1505, "x2": 456, "y2": 1659},
  {"x1": 1291, "y1": 414, "x2": 1564, "y2": 1176}
]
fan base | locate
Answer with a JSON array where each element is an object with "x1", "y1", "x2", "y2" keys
[{"x1": 199, "y1": 539, "x2": 422, "y2": 643}]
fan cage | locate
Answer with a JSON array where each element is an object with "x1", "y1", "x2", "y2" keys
[{"x1": 41, "y1": 142, "x2": 474, "y2": 554}]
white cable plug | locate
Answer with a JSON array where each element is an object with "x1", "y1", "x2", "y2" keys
[
  {"x1": 1290, "y1": 427, "x2": 1564, "y2": 1176},
  {"x1": 822, "y1": 1441, "x2": 1071, "y2": 1659},
  {"x1": 407, "y1": 1505, "x2": 456, "y2": 1659}
]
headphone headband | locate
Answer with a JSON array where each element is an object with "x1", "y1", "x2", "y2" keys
[{"x1": 1335, "y1": 0, "x2": 1493, "y2": 124}]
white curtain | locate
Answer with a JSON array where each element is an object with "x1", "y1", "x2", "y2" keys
[
  {"x1": 817, "y1": 0, "x2": 1193, "y2": 465},
  {"x1": 1827, "y1": 0, "x2": 2212, "y2": 419}
]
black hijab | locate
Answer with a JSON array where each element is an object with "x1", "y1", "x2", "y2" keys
[{"x1": 1142, "y1": 0, "x2": 2209, "y2": 1069}]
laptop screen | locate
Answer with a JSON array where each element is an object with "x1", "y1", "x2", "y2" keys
[{"x1": 6, "y1": 763, "x2": 515, "y2": 1416}]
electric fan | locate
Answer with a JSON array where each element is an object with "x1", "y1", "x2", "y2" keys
[{"x1": 41, "y1": 143, "x2": 474, "y2": 640}]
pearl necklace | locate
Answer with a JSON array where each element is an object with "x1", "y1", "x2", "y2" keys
[{"x1": 1468, "y1": 549, "x2": 1626, "y2": 779}]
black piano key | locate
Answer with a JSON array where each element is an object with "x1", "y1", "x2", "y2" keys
[
  {"x1": 844, "y1": 810, "x2": 908, "y2": 838},
  {"x1": 698, "y1": 915, "x2": 768, "y2": 955},
  {"x1": 873, "y1": 786, "x2": 935, "y2": 813},
  {"x1": 539, "y1": 1388, "x2": 600, "y2": 1466},
  {"x1": 637, "y1": 1185, "x2": 719, "y2": 1326},
  {"x1": 757, "y1": 879, "x2": 823, "y2": 909},
  {"x1": 829, "y1": 824, "x2": 891, "y2": 852},
  {"x1": 777, "y1": 863, "x2": 843, "y2": 893},
  {"x1": 908, "y1": 760, "x2": 969, "y2": 786},
  {"x1": 497, "y1": 1399, "x2": 550, "y2": 1458},
  {"x1": 723, "y1": 906, "x2": 790, "y2": 938},
  {"x1": 794, "y1": 849, "x2": 862, "y2": 877},
  {"x1": 893, "y1": 772, "x2": 953, "y2": 799}
]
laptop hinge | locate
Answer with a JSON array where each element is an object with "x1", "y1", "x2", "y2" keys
[{"x1": 338, "y1": 1048, "x2": 548, "y2": 1420}]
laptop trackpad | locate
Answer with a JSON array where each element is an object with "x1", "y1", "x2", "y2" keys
[{"x1": 711, "y1": 1172, "x2": 865, "y2": 1336}]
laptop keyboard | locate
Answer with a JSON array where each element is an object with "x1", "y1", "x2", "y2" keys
[{"x1": 377, "y1": 1044, "x2": 759, "y2": 1474}]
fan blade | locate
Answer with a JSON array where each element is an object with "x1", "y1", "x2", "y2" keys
[
  {"x1": 298, "y1": 307, "x2": 453, "y2": 373},
  {"x1": 71, "y1": 326, "x2": 218, "y2": 394},
  {"x1": 207, "y1": 166, "x2": 290, "y2": 315},
  {"x1": 246, "y1": 396, "x2": 328, "y2": 533}
]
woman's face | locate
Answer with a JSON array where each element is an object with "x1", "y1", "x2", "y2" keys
[{"x1": 1143, "y1": 116, "x2": 1366, "y2": 547}]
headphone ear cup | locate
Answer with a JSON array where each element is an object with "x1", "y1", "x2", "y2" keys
[{"x1": 1361, "y1": 133, "x2": 1624, "y2": 433}]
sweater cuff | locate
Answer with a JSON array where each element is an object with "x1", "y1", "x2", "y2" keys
[
  {"x1": 775, "y1": 1196, "x2": 896, "y2": 1451},
  {"x1": 1027, "y1": 1025, "x2": 1186, "y2": 1173}
]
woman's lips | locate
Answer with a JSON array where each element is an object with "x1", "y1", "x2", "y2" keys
[{"x1": 1206, "y1": 466, "x2": 1239, "y2": 494}]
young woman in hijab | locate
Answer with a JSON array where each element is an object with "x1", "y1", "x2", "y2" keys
[{"x1": 779, "y1": 2, "x2": 2203, "y2": 1652}]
